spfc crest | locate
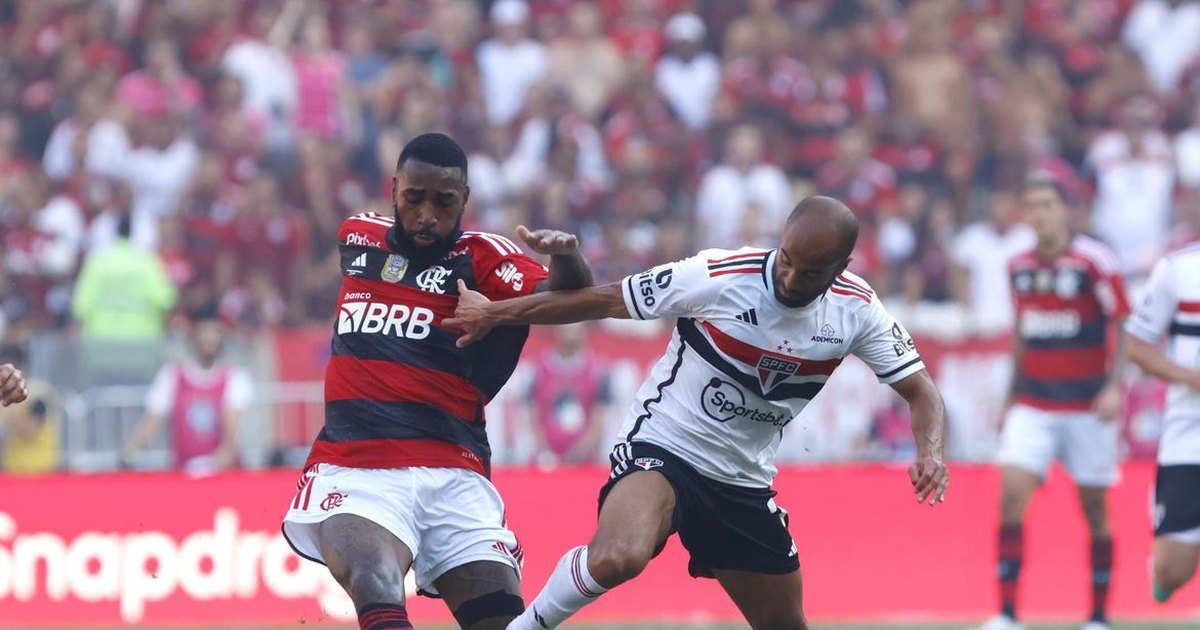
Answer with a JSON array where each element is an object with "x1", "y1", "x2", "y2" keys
[
  {"x1": 381, "y1": 255, "x2": 409, "y2": 283},
  {"x1": 756, "y1": 354, "x2": 800, "y2": 394}
]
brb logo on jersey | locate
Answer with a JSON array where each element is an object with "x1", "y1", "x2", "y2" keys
[
  {"x1": 338, "y1": 302, "x2": 435, "y2": 339},
  {"x1": 756, "y1": 355, "x2": 800, "y2": 394}
]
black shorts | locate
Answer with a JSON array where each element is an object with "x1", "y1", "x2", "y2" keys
[
  {"x1": 1154, "y1": 464, "x2": 1200, "y2": 537},
  {"x1": 599, "y1": 441, "x2": 799, "y2": 579}
]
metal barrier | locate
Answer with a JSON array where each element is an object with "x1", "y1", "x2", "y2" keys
[{"x1": 60, "y1": 380, "x2": 326, "y2": 472}]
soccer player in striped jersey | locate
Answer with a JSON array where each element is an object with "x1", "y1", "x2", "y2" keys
[
  {"x1": 1125, "y1": 241, "x2": 1200, "y2": 603},
  {"x1": 977, "y1": 175, "x2": 1131, "y2": 630},
  {"x1": 281, "y1": 133, "x2": 594, "y2": 630},
  {"x1": 447, "y1": 196, "x2": 949, "y2": 630},
  {"x1": 0, "y1": 361, "x2": 28, "y2": 406}
]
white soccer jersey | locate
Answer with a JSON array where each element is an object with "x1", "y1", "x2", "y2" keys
[
  {"x1": 1125, "y1": 243, "x2": 1200, "y2": 465},
  {"x1": 618, "y1": 248, "x2": 926, "y2": 487}
]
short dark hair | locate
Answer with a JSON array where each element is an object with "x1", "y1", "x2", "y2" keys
[
  {"x1": 1019, "y1": 172, "x2": 1074, "y2": 206},
  {"x1": 396, "y1": 132, "x2": 468, "y2": 179}
]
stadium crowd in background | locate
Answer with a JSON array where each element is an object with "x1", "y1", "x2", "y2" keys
[{"x1": 1, "y1": 0, "x2": 1199, "y2": 469}]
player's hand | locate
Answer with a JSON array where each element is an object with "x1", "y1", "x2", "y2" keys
[
  {"x1": 445, "y1": 280, "x2": 496, "y2": 348},
  {"x1": 908, "y1": 455, "x2": 949, "y2": 506},
  {"x1": 517, "y1": 225, "x2": 579, "y2": 256},
  {"x1": 1092, "y1": 384, "x2": 1122, "y2": 422},
  {"x1": 0, "y1": 363, "x2": 28, "y2": 407}
]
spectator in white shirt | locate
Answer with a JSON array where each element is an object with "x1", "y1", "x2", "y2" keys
[
  {"x1": 477, "y1": 0, "x2": 548, "y2": 127},
  {"x1": 950, "y1": 191, "x2": 1036, "y2": 336},
  {"x1": 655, "y1": 13, "x2": 720, "y2": 131},
  {"x1": 122, "y1": 115, "x2": 200, "y2": 251},
  {"x1": 1174, "y1": 101, "x2": 1200, "y2": 187},
  {"x1": 221, "y1": 1, "x2": 298, "y2": 155},
  {"x1": 695, "y1": 123, "x2": 792, "y2": 249},
  {"x1": 1123, "y1": 0, "x2": 1200, "y2": 93},
  {"x1": 42, "y1": 82, "x2": 130, "y2": 182},
  {"x1": 1087, "y1": 93, "x2": 1174, "y2": 275}
]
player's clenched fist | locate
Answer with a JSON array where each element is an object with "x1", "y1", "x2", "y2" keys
[
  {"x1": 909, "y1": 455, "x2": 949, "y2": 506},
  {"x1": 0, "y1": 363, "x2": 29, "y2": 407}
]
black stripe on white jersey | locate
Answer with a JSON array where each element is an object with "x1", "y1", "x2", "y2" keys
[{"x1": 624, "y1": 337, "x2": 688, "y2": 441}]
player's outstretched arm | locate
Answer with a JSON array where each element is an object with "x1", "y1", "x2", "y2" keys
[
  {"x1": 518, "y1": 225, "x2": 594, "y2": 291},
  {"x1": 1127, "y1": 335, "x2": 1200, "y2": 390},
  {"x1": 890, "y1": 369, "x2": 949, "y2": 506},
  {"x1": 0, "y1": 363, "x2": 28, "y2": 407},
  {"x1": 446, "y1": 280, "x2": 630, "y2": 347}
]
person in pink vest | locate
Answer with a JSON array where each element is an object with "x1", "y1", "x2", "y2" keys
[
  {"x1": 524, "y1": 322, "x2": 612, "y2": 467},
  {"x1": 124, "y1": 306, "x2": 252, "y2": 473}
]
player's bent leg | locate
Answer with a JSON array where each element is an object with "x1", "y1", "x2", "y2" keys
[
  {"x1": 319, "y1": 514, "x2": 416, "y2": 628},
  {"x1": 999, "y1": 465, "x2": 1039, "y2": 524},
  {"x1": 587, "y1": 470, "x2": 677, "y2": 587},
  {"x1": 508, "y1": 470, "x2": 677, "y2": 630},
  {"x1": 714, "y1": 568, "x2": 807, "y2": 630},
  {"x1": 988, "y1": 465, "x2": 1039, "y2": 626},
  {"x1": 433, "y1": 560, "x2": 523, "y2": 630},
  {"x1": 1153, "y1": 537, "x2": 1200, "y2": 601}
]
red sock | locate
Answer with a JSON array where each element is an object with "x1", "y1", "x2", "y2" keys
[
  {"x1": 1091, "y1": 536, "x2": 1113, "y2": 622},
  {"x1": 359, "y1": 603, "x2": 413, "y2": 630},
  {"x1": 998, "y1": 523, "x2": 1023, "y2": 619}
]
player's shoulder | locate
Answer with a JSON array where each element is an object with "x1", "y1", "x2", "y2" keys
[
  {"x1": 699, "y1": 247, "x2": 771, "y2": 280},
  {"x1": 338, "y1": 212, "x2": 393, "y2": 248},
  {"x1": 1166, "y1": 241, "x2": 1200, "y2": 264},
  {"x1": 1068, "y1": 234, "x2": 1122, "y2": 275},
  {"x1": 457, "y1": 230, "x2": 528, "y2": 260},
  {"x1": 827, "y1": 270, "x2": 877, "y2": 307},
  {"x1": 1008, "y1": 247, "x2": 1039, "y2": 270}
]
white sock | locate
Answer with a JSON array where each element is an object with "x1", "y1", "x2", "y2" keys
[{"x1": 509, "y1": 546, "x2": 607, "y2": 630}]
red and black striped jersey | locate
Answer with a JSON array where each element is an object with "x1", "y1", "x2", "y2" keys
[
  {"x1": 1009, "y1": 235, "x2": 1130, "y2": 412},
  {"x1": 305, "y1": 212, "x2": 549, "y2": 475}
]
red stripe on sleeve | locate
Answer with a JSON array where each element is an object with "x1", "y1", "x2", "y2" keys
[
  {"x1": 707, "y1": 251, "x2": 768, "y2": 264},
  {"x1": 1179, "y1": 301, "x2": 1200, "y2": 313}
]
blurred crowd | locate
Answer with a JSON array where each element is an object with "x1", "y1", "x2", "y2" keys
[
  {"x1": 2, "y1": 0, "x2": 1200, "y2": 342},
  {"x1": 2, "y1": 0, "x2": 1200, "y2": 470}
]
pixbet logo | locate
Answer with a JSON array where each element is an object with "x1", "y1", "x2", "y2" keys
[
  {"x1": 337, "y1": 302, "x2": 435, "y2": 339},
  {"x1": 345, "y1": 232, "x2": 381, "y2": 248}
]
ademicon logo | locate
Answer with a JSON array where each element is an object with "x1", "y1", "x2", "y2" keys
[{"x1": 0, "y1": 509, "x2": 355, "y2": 622}]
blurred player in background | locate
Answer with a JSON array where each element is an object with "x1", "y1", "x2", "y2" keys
[
  {"x1": 978, "y1": 175, "x2": 1130, "y2": 630},
  {"x1": 448, "y1": 196, "x2": 948, "y2": 630},
  {"x1": 123, "y1": 304, "x2": 252, "y2": 473},
  {"x1": 1125, "y1": 242, "x2": 1200, "y2": 603},
  {"x1": 281, "y1": 133, "x2": 593, "y2": 630},
  {"x1": 522, "y1": 322, "x2": 612, "y2": 467}
]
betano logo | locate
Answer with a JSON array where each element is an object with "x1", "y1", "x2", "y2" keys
[
  {"x1": 337, "y1": 302, "x2": 435, "y2": 339},
  {"x1": 0, "y1": 509, "x2": 359, "y2": 622}
]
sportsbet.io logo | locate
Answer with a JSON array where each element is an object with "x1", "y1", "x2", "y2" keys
[
  {"x1": 337, "y1": 302, "x2": 435, "y2": 339},
  {"x1": 700, "y1": 378, "x2": 791, "y2": 427}
]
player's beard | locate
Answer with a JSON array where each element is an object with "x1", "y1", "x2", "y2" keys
[{"x1": 392, "y1": 208, "x2": 462, "y2": 269}]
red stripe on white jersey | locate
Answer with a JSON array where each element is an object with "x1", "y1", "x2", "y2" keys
[
  {"x1": 709, "y1": 267, "x2": 762, "y2": 277},
  {"x1": 829, "y1": 287, "x2": 871, "y2": 303},
  {"x1": 1179, "y1": 301, "x2": 1200, "y2": 314},
  {"x1": 836, "y1": 273, "x2": 874, "y2": 296},
  {"x1": 708, "y1": 251, "x2": 769, "y2": 264},
  {"x1": 700, "y1": 321, "x2": 843, "y2": 376}
]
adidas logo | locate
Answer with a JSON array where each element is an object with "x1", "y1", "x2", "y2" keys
[
  {"x1": 735, "y1": 309, "x2": 758, "y2": 325},
  {"x1": 350, "y1": 253, "x2": 368, "y2": 267}
]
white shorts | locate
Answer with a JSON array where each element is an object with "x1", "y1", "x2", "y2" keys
[
  {"x1": 281, "y1": 464, "x2": 521, "y2": 595},
  {"x1": 996, "y1": 404, "x2": 1119, "y2": 487}
]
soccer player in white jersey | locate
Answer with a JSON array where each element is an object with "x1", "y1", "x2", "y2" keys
[
  {"x1": 447, "y1": 196, "x2": 949, "y2": 630},
  {"x1": 1125, "y1": 242, "x2": 1200, "y2": 603}
]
